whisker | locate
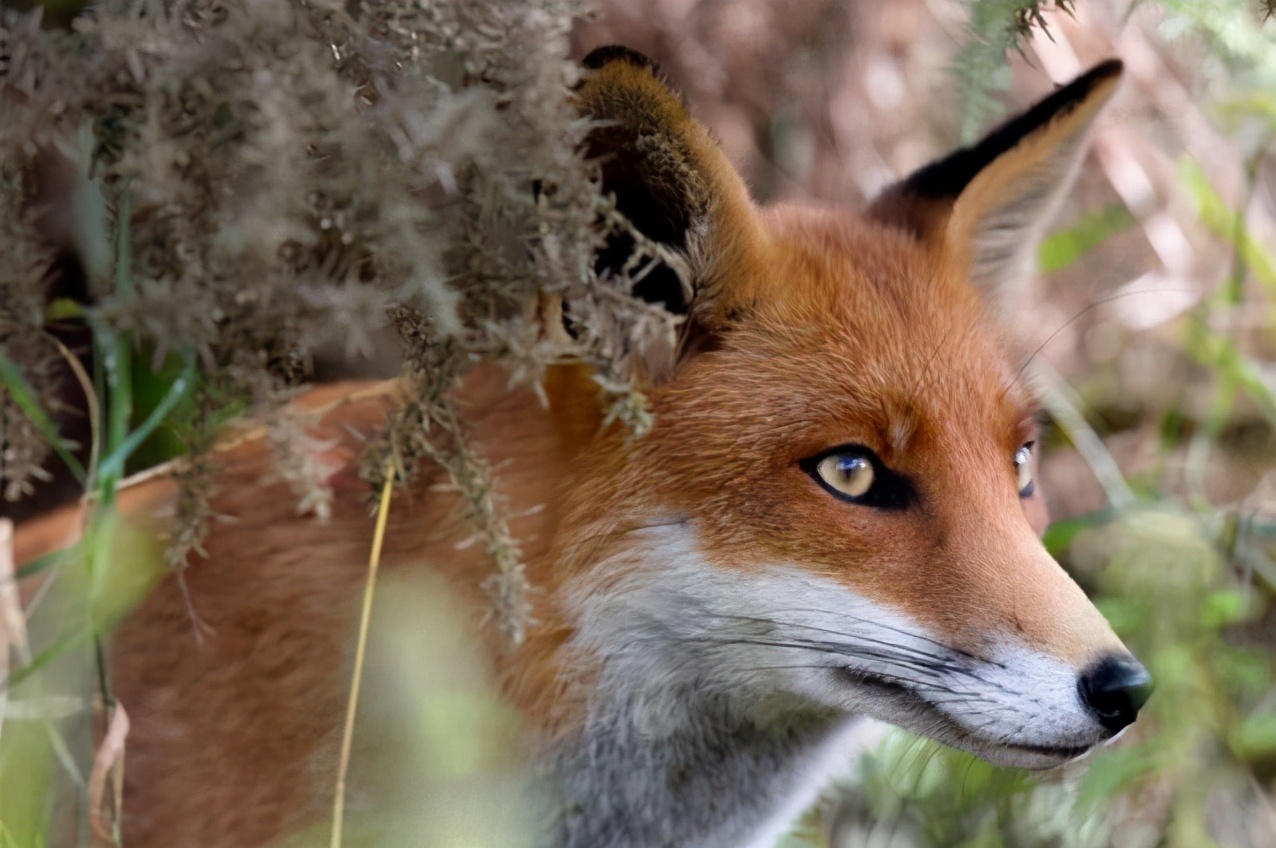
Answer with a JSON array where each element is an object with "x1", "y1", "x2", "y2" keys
[
  {"x1": 733, "y1": 663, "x2": 966, "y2": 696},
  {"x1": 1013, "y1": 287, "x2": 1196, "y2": 383},
  {"x1": 756, "y1": 605, "x2": 1002, "y2": 668},
  {"x1": 698, "y1": 611, "x2": 971, "y2": 674},
  {"x1": 692, "y1": 611, "x2": 1008, "y2": 691},
  {"x1": 689, "y1": 635, "x2": 952, "y2": 683},
  {"x1": 615, "y1": 619, "x2": 1016, "y2": 698}
]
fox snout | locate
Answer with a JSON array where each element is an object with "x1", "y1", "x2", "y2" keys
[{"x1": 912, "y1": 532, "x2": 1155, "y2": 762}]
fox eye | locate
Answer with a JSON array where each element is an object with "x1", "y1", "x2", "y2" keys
[
  {"x1": 802, "y1": 447, "x2": 916, "y2": 510},
  {"x1": 816, "y1": 453, "x2": 874, "y2": 498},
  {"x1": 1014, "y1": 442, "x2": 1035, "y2": 497}
]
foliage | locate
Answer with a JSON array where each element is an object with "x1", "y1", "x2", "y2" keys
[
  {"x1": 953, "y1": 1, "x2": 1076, "y2": 140},
  {"x1": 0, "y1": 0, "x2": 679, "y2": 638},
  {"x1": 0, "y1": 0, "x2": 671, "y2": 841}
]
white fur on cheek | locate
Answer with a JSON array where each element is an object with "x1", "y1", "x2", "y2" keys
[{"x1": 566, "y1": 522, "x2": 1106, "y2": 755}]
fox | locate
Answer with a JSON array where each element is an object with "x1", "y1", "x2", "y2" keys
[{"x1": 12, "y1": 46, "x2": 1152, "y2": 848}]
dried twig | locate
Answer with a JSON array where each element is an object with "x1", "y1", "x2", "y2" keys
[
  {"x1": 0, "y1": 518, "x2": 23, "y2": 742},
  {"x1": 88, "y1": 701, "x2": 130, "y2": 845},
  {"x1": 330, "y1": 463, "x2": 395, "y2": 848}
]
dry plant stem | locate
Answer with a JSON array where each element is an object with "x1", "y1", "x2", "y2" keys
[
  {"x1": 88, "y1": 701, "x2": 129, "y2": 844},
  {"x1": 1037, "y1": 360, "x2": 1137, "y2": 510},
  {"x1": 0, "y1": 518, "x2": 21, "y2": 743},
  {"x1": 330, "y1": 464, "x2": 395, "y2": 848},
  {"x1": 48, "y1": 334, "x2": 100, "y2": 490}
]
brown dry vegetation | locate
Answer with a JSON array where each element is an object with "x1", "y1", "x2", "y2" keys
[{"x1": 0, "y1": 0, "x2": 690, "y2": 641}]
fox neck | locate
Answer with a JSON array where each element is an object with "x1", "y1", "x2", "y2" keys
[
  {"x1": 524, "y1": 522, "x2": 863, "y2": 848},
  {"x1": 544, "y1": 686, "x2": 860, "y2": 848}
]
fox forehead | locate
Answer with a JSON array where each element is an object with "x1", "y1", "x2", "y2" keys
[{"x1": 657, "y1": 205, "x2": 1036, "y2": 470}]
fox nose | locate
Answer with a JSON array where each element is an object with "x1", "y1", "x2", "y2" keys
[{"x1": 1079, "y1": 655, "x2": 1153, "y2": 733}]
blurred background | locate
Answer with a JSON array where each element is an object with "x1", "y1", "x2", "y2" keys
[{"x1": 3, "y1": 1, "x2": 1276, "y2": 846}]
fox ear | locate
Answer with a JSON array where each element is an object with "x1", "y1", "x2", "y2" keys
[
  {"x1": 870, "y1": 61, "x2": 1123, "y2": 302},
  {"x1": 577, "y1": 47, "x2": 768, "y2": 338}
]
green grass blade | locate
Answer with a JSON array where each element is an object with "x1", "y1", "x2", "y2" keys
[
  {"x1": 1038, "y1": 202, "x2": 1135, "y2": 274},
  {"x1": 1, "y1": 632, "x2": 81, "y2": 692},
  {"x1": 1180, "y1": 157, "x2": 1276, "y2": 293},
  {"x1": 0, "y1": 349, "x2": 86, "y2": 484},
  {"x1": 14, "y1": 550, "x2": 67, "y2": 582},
  {"x1": 95, "y1": 353, "x2": 195, "y2": 483}
]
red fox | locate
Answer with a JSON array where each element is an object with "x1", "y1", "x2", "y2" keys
[{"x1": 14, "y1": 47, "x2": 1151, "y2": 848}]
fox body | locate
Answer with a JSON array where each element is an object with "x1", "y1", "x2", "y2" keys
[{"x1": 15, "y1": 48, "x2": 1151, "y2": 848}]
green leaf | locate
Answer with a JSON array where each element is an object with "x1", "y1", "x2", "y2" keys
[
  {"x1": 1038, "y1": 202, "x2": 1135, "y2": 273},
  {"x1": 2, "y1": 632, "x2": 82, "y2": 691},
  {"x1": 1199, "y1": 589, "x2": 1250, "y2": 628},
  {"x1": 14, "y1": 549, "x2": 66, "y2": 582},
  {"x1": 953, "y1": 2, "x2": 1078, "y2": 140},
  {"x1": 1228, "y1": 711, "x2": 1276, "y2": 760},
  {"x1": 1093, "y1": 596, "x2": 1151, "y2": 635},
  {"x1": 0, "y1": 349, "x2": 86, "y2": 483},
  {"x1": 1182, "y1": 315, "x2": 1276, "y2": 421},
  {"x1": 44, "y1": 297, "x2": 87, "y2": 322},
  {"x1": 95, "y1": 352, "x2": 195, "y2": 483},
  {"x1": 1179, "y1": 157, "x2": 1276, "y2": 294},
  {"x1": 1207, "y1": 644, "x2": 1272, "y2": 698},
  {"x1": 1042, "y1": 507, "x2": 1115, "y2": 556},
  {"x1": 954, "y1": 0, "x2": 1022, "y2": 140},
  {"x1": 1042, "y1": 515, "x2": 1095, "y2": 556},
  {"x1": 1075, "y1": 744, "x2": 1160, "y2": 816}
]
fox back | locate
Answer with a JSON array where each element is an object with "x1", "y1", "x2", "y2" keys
[{"x1": 16, "y1": 47, "x2": 1151, "y2": 848}]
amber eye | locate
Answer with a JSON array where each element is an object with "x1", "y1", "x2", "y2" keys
[
  {"x1": 816, "y1": 453, "x2": 875, "y2": 499},
  {"x1": 1014, "y1": 442, "x2": 1035, "y2": 497},
  {"x1": 802, "y1": 446, "x2": 915, "y2": 509}
]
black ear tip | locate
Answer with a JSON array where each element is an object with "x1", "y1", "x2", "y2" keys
[
  {"x1": 1041, "y1": 59, "x2": 1121, "y2": 120},
  {"x1": 1092, "y1": 58, "x2": 1124, "y2": 79},
  {"x1": 582, "y1": 45, "x2": 656, "y2": 72},
  {"x1": 1071, "y1": 58, "x2": 1124, "y2": 93}
]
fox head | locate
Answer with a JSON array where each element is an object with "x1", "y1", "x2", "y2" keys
[{"x1": 540, "y1": 47, "x2": 1152, "y2": 770}]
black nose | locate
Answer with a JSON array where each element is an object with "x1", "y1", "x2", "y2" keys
[{"x1": 1079, "y1": 655, "x2": 1153, "y2": 733}]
